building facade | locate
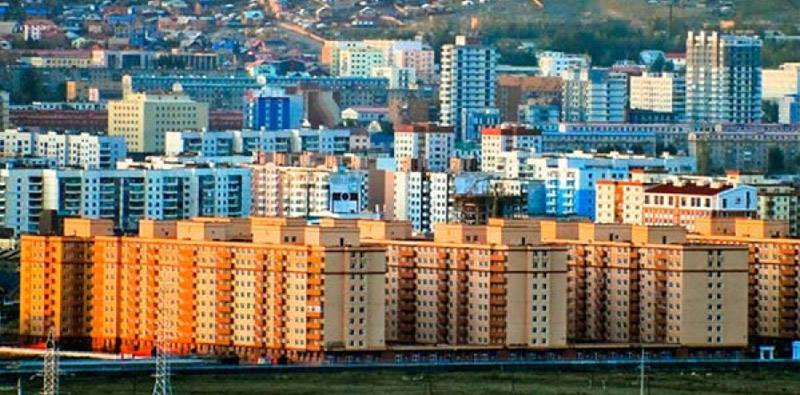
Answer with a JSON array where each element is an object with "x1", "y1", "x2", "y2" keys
[
  {"x1": 108, "y1": 91, "x2": 209, "y2": 153},
  {"x1": 439, "y1": 36, "x2": 498, "y2": 141},
  {"x1": 686, "y1": 31, "x2": 762, "y2": 124}
]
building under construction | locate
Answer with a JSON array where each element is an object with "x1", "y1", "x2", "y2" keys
[{"x1": 451, "y1": 173, "x2": 528, "y2": 225}]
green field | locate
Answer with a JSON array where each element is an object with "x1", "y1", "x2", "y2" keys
[{"x1": 13, "y1": 368, "x2": 800, "y2": 394}]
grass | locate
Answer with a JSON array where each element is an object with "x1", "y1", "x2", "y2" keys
[{"x1": 10, "y1": 368, "x2": 800, "y2": 394}]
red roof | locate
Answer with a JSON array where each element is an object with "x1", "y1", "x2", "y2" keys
[{"x1": 646, "y1": 183, "x2": 732, "y2": 196}]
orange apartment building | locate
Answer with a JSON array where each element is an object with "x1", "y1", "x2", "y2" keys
[
  {"x1": 21, "y1": 217, "x2": 387, "y2": 362},
  {"x1": 691, "y1": 218, "x2": 800, "y2": 342},
  {"x1": 538, "y1": 221, "x2": 749, "y2": 348},
  {"x1": 358, "y1": 219, "x2": 569, "y2": 349},
  {"x1": 20, "y1": 216, "x2": 756, "y2": 360}
]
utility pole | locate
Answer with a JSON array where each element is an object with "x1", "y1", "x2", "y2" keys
[{"x1": 41, "y1": 328, "x2": 59, "y2": 395}]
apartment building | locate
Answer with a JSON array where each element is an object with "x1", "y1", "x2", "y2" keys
[
  {"x1": 20, "y1": 217, "x2": 386, "y2": 361},
  {"x1": 244, "y1": 87, "x2": 304, "y2": 131},
  {"x1": 0, "y1": 166, "x2": 251, "y2": 234},
  {"x1": 495, "y1": 75, "x2": 563, "y2": 123},
  {"x1": 323, "y1": 39, "x2": 434, "y2": 84},
  {"x1": 439, "y1": 36, "x2": 499, "y2": 141},
  {"x1": 643, "y1": 181, "x2": 757, "y2": 231},
  {"x1": 691, "y1": 218, "x2": 799, "y2": 341},
  {"x1": 689, "y1": 124, "x2": 800, "y2": 174},
  {"x1": 124, "y1": 74, "x2": 261, "y2": 110},
  {"x1": 562, "y1": 68, "x2": 628, "y2": 124},
  {"x1": 541, "y1": 221, "x2": 748, "y2": 347},
  {"x1": 359, "y1": 219, "x2": 569, "y2": 348},
  {"x1": 248, "y1": 162, "x2": 368, "y2": 218},
  {"x1": 394, "y1": 123, "x2": 454, "y2": 172},
  {"x1": 0, "y1": 130, "x2": 126, "y2": 169},
  {"x1": 370, "y1": 66, "x2": 417, "y2": 90},
  {"x1": 761, "y1": 63, "x2": 800, "y2": 102},
  {"x1": 108, "y1": 90, "x2": 209, "y2": 153},
  {"x1": 391, "y1": 171, "x2": 453, "y2": 234},
  {"x1": 521, "y1": 152, "x2": 696, "y2": 219},
  {"x1": 480, "y1": 125, "x2": 542, "y2": 173},
  {"x1": 686, "y1": 31, "x2": 762, "y2": 124},
  {"x1": 165, "y1": 129, "x2": 352, "y2": 157},
  {"x1": 537, "y1": 51, "x2": 590, "y2": 77},
  {"x1": 629, "y1": 72, "x2": 686, "y2": 122}
]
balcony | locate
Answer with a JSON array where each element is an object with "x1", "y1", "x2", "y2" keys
[
  {"x1": 399, "y1": 271, "x2": 417, "y2": 280},
  {"x1": 490, "y1": 253, "x2": 506, "y2": 263},
  {"x1": 489, "y1": 263, "x2": 505, "y2": 272},
  {"x1": 490, "y1": 274, "x2": 506, "y2": 284},
  {"x1": 781, "y1": 268, "x2": 797, "y2": 277},
  {"x1": 437, "y1": 251, "x2": 449, "y2": 260},
  {"x1": 781, "y1": 278, "x2": 797, "y2": 288},
  {"x1": 400, "y1": 250, "x2": 416, "y2": 258}
]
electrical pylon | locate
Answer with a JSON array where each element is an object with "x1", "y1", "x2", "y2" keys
[
  {"x1": 41, "y1": 328, "x2": 59, "y2": 395},
  {"x1": 152, "y1": 271, "x2": 175, "y2": 395}
]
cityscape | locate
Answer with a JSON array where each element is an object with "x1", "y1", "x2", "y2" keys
[{"x1": 1, "y1": 0, "x2": 800, "y2": 393}]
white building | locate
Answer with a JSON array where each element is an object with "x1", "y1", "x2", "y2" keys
[
  {"x1": 630, "y1": 72, "x2": 686, "y2": 121},
  {"x1": 0, "y1": 165, "x2": 251, "y2": 235},
  {"x1": 537, "y1": 51, "x2": 590, "y2": 77},
  {"x1": 686, "y1": 31, "x2": 762, "y2": 124},
  {"x1": 391, "y1": 170, "x2": 453, "y2": 233},
  {"x1": 0, "y1": 129, "x2": 126, "y2": 169},
  {"x1": 439, "y1": 35, "x2": 498, "y2": 141},
  {"x1": 165, "y1": 128, "x2": 352, "y2": 157},
  {"x1": 761, "y1": 63, "x2": 800, "y2": 102},
  {"x1": 393, "y1": 123, "x2": 455, "y2": 172},
  {"x1": 562, "y1": 68, "x2": 628, "y2": 123},
  {"x1": 325, "y1": 39, "x2": 434, "y2": 83},
  {"x1": 480, "y1": 124, "x2": 542, "y2": 173},
  {"x1": 248, "y1": 163, "x2": 368, "y2": 218}
]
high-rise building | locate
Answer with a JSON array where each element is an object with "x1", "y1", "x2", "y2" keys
[
  {"x1": 0, "y1": 91, "x2": 9, "y2": 131},
  {"x1": 685, "y1": 31, "x2": 762, "y2": 124},
  {"x1": 761, "y1": 63, "x2": 800, "y2": 102},
  {"x1": 562, "y1": 68, "x2": 628, "y2": 123},
  {"x1": 439, "y1": 36, "x2": 498, "y2": 141},
  {"x1": 243, "y1": 87, "x2": 304, "y2": 131},
  {"x1": 629, "y1": 72, "x2": 686, "y2": 122},
  {"x1": 108, "y1": 90, "x2": 209, "y2": 153},
  {"x1": 0, "y1": 130, "x2": 126, "y2": 169},
  {"x1": 393, "y1": 123, "x2": 455, "y2": 172},
  {"x1": 323, "y1": 39, "x2": 434, "y2": 83}
]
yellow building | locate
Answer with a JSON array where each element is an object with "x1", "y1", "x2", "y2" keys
[
  {"x1": 692, "y1": 218, "x2": 799, "y2": 340},
  {"x1": 108, "y1": 91, "x2": 209, "y2": 153},
  {"x1": 540, "y1": 221, "x2": 749, "y2": 348},
  {"x1": 359, "y1": 219, "x2": 569, "y2": 349}
]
